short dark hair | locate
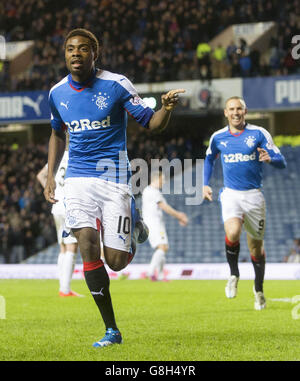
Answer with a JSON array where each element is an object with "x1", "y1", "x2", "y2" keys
[{"x1": 63, "y1": 28, "x2": 100, "y2": 59}]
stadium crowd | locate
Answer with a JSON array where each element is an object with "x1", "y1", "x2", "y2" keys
[
  {"x1": 0, "y1": 133, "x2": 199, "y2": 263},
  {"x1": 2, "y1": 0, "x2": 300, "y2": 92},
  {"x1": 0, "y1": 140, "x2": 57, "y2": 263}
]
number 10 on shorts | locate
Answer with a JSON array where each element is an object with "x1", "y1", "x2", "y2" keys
[
  {"x1": 117, "y1": 216, "x2": 131, "y2": 234},
  {"x1": 0, "y1": 296, "x2": 6, "y2": 319}
]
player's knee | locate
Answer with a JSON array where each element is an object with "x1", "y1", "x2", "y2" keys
[
  {"x1": 250, "y1": 247, "x2": 264, "y2": 259},
  {"x1": 105, "y1": 253, "x2": 128, "y2": 272},
  {"x1": 158, "y1": 244, "x2": 168, "y2": 253},
  {"x1": 73, "y1": 229, "x2": 98, "y2": 254},
  {"x1": 226, "y1": 230, "x2": 240, "y2": 243},
  {"x1": 78, "y1": 239, "x2": 95, "y2": 256},
  {"x1": 107, "y1": 259, "x2": 127, "y2": 272}
]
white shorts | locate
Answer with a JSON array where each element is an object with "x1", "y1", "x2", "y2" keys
[
  {"x1": 146, "y1": 219, "x2": 169, "y2": 249},
  {"x1": 64, "y1": 177, "x2": 134, "y2": 252},
  {"x1": 53, "y1": 214, "x2": 77, "y2": 245},
  {"x1": 219, "y1": 187, "x2": 266, "y2": 240}
]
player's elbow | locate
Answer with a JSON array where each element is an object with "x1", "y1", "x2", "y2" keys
[
  {"x1": 276, "y1": 159, "x2": 287, "y2": 169},
  {"x1": 270, "y1": 157, "x2": 287, "y2": 169}
]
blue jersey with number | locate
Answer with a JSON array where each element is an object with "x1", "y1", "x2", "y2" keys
[
  {"x1": 204, "y1": 124, "x2": 287, "y2": 190},
  {"x1": 49, "y1": 69, "x2": 154, "y2": 183}
]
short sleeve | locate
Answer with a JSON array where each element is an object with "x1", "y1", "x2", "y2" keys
[
  {"x1": 117, "y1": 77, "x2": 154, "y2": 128},
  {"x1": 49, "y1": 92, "x2": 64, "y2": 131}
]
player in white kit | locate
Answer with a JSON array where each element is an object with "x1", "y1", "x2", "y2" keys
[
  {"x1": 37, "y1": 149, "x2": 81, "y2": 297},
  {"x1": 203, "y1": 96, "x2": 287, "y2": 310},
  {"x1": 142, "y1": 171, "x2": 188, "y2": 281}
]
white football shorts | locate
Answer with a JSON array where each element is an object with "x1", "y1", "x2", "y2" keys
[
  {"x1": 53, "y1": 214, "x2": 77, "y2": 245},
  {"x1": 219, "y1": 187, "x2": 266, "y2": 240},
  {"x1": 64, "y1": 177, "x2": 134, "y2": 252},
  {"x1": 145, "y1": 218, "x2": 169, "y2": 249}
]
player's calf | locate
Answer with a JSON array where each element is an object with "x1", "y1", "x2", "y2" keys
[
  {"x1": 251, "y1": 251, "x2": 265, "y2": 293},
  {"x1": 225, "y1": 236, "x2": 240, "y2": 278}
]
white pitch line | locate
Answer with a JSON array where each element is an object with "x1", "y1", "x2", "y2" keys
[{"x1": 269, "y1": 298, "x2": 294, "y2": 303}]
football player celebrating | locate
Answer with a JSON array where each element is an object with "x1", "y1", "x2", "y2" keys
[
  {"x1": 44, "y1": 28, "x2": 185, "y2": 347},
  {"x1": 203, "y1": 96, "x2": 286, "y2": 310}
]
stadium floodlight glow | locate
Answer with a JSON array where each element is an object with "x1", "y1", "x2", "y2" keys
[
  {"x1": 0, "y1": 36, "x2": 5, "y2": 60},
  {"x1": 142, "y1": 97, "x2": 157, "y2": 109}
]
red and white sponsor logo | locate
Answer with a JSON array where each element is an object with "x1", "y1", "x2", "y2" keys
[{"x1": 129, "y1": 96, "x2": 147, "y2": 108}]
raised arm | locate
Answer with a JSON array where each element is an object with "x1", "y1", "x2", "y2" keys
[{"x1": 148, "y1": 89, "x2": 185, "y2": 131}]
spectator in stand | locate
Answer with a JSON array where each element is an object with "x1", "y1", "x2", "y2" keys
[
  {"x1": 226, "y1": 40, "x2": 237, "y2": 65},
  {"x1": 231, "y1": 53, "x2": 241, "y2": 77},
  {"x1": 0, "y1": 222, "x2": 13, "y2": 264},
  {"x1": 239, "y1": 51, "x2": 252, "y2": 77},
  {"x1": 283, "y1": 238, "x2": 300, "y2": 263},
  {"x1": 196, "y1": 39, "x2": 212, "y2": 81},
  {"x1": 212, "y1": 43, "x2": 228, "y2": 78},
  {"x1": 10, "y1": 223, "x2": 25, "y2": 263},
  {"x1": 282, "y1": 47, "x2": 298, "y2": 75},
  {"x1": 249, "y1": 49, "x2": 261, "y2": 76}
]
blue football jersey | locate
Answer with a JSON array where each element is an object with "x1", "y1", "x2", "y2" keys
[
  {"x1": 49, "y1": 69, "x2": 154, "y2": 183},
  {"x1": 204, "y1": 124, "x2": 287, "y2": 190}
]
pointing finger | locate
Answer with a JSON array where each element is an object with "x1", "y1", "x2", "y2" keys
[
  {"x1": 169, "y1": 89, "x2": 185, "y2": 96},
  {"x1": 165, "y1": 89, "x2": 186, "y2": 99}
]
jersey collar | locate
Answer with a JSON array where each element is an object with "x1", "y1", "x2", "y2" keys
[
  {"x1": 228, "y1": 123, "x2": 247, "y2": 137},
  {"x1": 68, "y1": 68, "x2": 97, "y2": 92}
]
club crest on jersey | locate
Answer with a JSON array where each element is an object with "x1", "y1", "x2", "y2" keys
[
  {"x1": 66, "y1": 213, "x2": 76, "y2": 226},
  {"x1": 244, "y1": 135, "x2": 256, "y2": 148},
  {"x1": 92, "y1": 92, "x2": 110, "y2": 110}
]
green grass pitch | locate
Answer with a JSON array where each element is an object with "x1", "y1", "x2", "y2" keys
[{"x1": 0, "y1": 279, "x2": 299, "y2": 361}]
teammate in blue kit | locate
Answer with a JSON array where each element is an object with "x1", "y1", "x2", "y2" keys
[
  {"x1": 43, "y1": 28, "x2": 184, "y2": 347},
  {"x1": 203, "y1": 96, "x2": 286, "y2": 310}
]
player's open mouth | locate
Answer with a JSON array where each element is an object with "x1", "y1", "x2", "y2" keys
[{"x1": 71, "y1": 61, "x2": 83, "y2": 68}]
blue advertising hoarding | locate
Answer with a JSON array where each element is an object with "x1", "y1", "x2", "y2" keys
[
  {"x1": 1, "y1": 75, "x2": 300, "y2": 125},
  {"x1": 0, "y1": 91, "x2": 50, "y2": 124},
  {"x1": 243, "y1": 75, "x2": 300, "y2": 110}
]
